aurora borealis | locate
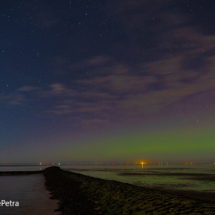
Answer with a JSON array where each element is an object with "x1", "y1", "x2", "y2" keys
[{"x1": 0, "y1": 0, "x2": 215, "y2": 163}]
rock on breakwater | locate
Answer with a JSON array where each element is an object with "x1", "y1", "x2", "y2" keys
[{"x1": 43, "y1": 167, "x2": 215, "y2": 215}]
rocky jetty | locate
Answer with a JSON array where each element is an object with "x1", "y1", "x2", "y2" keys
[{"x1": 43, "y1": 166, "x2": 215, "y2": 215}]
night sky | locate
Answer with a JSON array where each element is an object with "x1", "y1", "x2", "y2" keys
[{"x1": 1, "y1": 0, "x2": 215, "y2": 163}]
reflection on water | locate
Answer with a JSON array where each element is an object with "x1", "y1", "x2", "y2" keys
[
  {"x1": 61, "y1": 164, "x2": 215, "y2": 192},
  {"x1": 0, "y1": 174, "x2": 59, "y2": 215},
  {"x1": 0, "y1": 166, "x2": 49, "y2": 172}
]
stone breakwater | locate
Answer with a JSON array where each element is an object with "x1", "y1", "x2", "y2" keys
[{"x1": 43, "y1": 167, "x2": 215, "y2": 215}]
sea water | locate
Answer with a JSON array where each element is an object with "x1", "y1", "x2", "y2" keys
[
  {"x1": 0, "y1": 166, "x2": 58, "y2": 215},
  {"x1": 61, "y1": 163, "x2": 215, "y2": 193}
]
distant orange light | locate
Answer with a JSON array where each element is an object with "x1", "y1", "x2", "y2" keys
[
  {"x1": 154, "y1": 163, "x2": 155, "y2": 165},
  {"x1": 113, "y1": 163, "x2": 115, "y2": 165},
  {"x1": 52, "y1": 163, "x2": 54, "y2": 165}
]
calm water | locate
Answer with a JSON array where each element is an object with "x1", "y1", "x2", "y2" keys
[
  {"x1": 0, "y1": 166, "x2": 58, "y2": 215},
  {"x1": 61, "y1": 163, "x2": 215, "y2": 192}
]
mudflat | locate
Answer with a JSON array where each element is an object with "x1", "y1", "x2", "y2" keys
[{"x1": 43, "y1": 166, "x2": 215, "y2": 215}]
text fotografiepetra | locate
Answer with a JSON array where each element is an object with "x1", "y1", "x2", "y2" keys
[{"x1": 0, "y1": 200, "x2": 19, "y2": 207}]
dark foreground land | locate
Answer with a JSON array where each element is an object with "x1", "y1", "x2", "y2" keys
[{"x1": 43, "y1": 166, "x2": 215, "y2": 215}]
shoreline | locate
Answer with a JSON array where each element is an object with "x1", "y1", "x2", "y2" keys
[
  {"x1": 1, "y1": 167, "x2": 215, "y2": 214},
  {"x1": 43, "y1": 166, "x2": 215, "y2": 214}
]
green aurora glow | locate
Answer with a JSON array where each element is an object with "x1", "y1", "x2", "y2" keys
[{"x1": 64, "y1": 127, "x2": 215, "y2": 163}]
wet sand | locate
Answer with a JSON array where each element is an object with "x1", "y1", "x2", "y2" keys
[
  {"x1": 0, "y1": 173, "x2": 59, "y2": 215},
  {"x1": 119, "y1": 172, "x2": 215, "y2": 177},
  {"x1": 120, "y1": 172, "x2": 215, "y2": 203},
  {"x1": 44, "y1": 166, "x2": 215, "y2": 215}
]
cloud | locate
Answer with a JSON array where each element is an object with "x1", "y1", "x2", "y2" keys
[
  {"x1": 37, "y1": 83, "x2": 76, "y2": 98},
  {"x1": 0, "y1": 93, "x2": 26, "y2": 105},
  {"x1": 49, "y1": 84, "x2": 67, "y2": 95},
  {"x1": 2, "y1": 0, "x2": 215, "y2": 129},
  {"x1": 36, "y1": 9, "x2": 60, "y2": 28},
  {"x1": 18, "y1": 86, "x2": 41, "y2": 92},
  {"x1": 76, "y1": 56, "x2": 113, "y2": 69},
  {"x1": 47, "y1": 104, "x2": 74, "y2": 115},
  {"x1": 80, "y1": 119, "x2": 111, "y2": 126}
]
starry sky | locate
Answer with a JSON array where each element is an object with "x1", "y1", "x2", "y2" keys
[{"x1": 1, "y1": 0, "x2": 215, "y2": 163}]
